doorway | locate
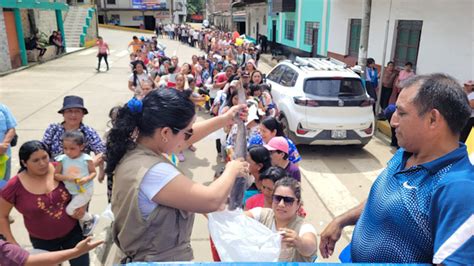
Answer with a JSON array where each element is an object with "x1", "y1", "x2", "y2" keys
[
  {"x1": 144, "y1": 16, "x2": 156, "y2": 30},
  {"x1": 311, "y1": 28, "x2": 319, "y2": 57},
  {"x1": 256, "y1": 22, "x2": 259, "y2": 39},
  {"x1": 272, "y1": 20, "x2": 276, "y2": 42}
]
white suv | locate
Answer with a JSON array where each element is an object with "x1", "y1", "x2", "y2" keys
[{"x1": 266, "y1": 57, "x2": 375, "y2": 147}]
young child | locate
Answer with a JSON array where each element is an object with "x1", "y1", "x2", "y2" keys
[{"x1": 54, "y1": 131, "x2": 99, "y2": 236}]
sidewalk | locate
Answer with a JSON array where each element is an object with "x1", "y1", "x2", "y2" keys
[{"x1": 0, "y1": 46, "x2": 87, "y2": 77}]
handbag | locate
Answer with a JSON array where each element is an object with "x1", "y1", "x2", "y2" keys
[{"x1": 10, "y1": 134, "x2": 18, "y2": 147}]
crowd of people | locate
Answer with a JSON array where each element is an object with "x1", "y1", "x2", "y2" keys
[{"x1": 0, "y1": 24, "x2": 473, "y2": 266}]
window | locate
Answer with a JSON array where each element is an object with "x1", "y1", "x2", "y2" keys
[
  {"x1": 280, "y1": 69, "x2": 298, "y2": 87},
  {"x1": 304, "y1": 21, "x2": 320, "y2": 45},
  {"x1": 106, "y1": 0, "x2": 116, "y2": 4},
  {"x1": 348, "y1": 19, "x2": 361, "y2": 57},
  {"x1": 304, "y1": 78, "x2": 365, "y2": 97},
  {"x1": 394, "y1": 20, "x2": 422, "y2": 69},
  {"x1": 285, "y1": 20, "x2": 295, "y2": 40},
  {"x1": 267, "y1": 65, "x2": 286, "y2": 83},
  {"x1": 263, "y1": 15, "x2": 266, "y2": 25}
]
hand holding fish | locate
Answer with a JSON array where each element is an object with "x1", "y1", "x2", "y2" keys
[{"x1": 226, "y1": 157, "x2": 250, "y2": 177}]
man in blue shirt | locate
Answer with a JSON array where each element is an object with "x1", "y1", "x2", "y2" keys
[
  {"x1": 0, "y1": 103, "x2": 17, "y2": 182},
  {"x1": 319, "y1": 73, "x2": 473, "y2": 264}
]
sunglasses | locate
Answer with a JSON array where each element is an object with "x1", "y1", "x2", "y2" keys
[
  {"x1": 272, "y1": 195, "x2": 296, "y2": 206},
  {"x1": 173, "y1": 127, "x2": 193, "y2": 141}
]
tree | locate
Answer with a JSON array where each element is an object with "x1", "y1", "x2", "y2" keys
[{"x1": 187, "y1": 0, "x2": 204, "y2": 14}]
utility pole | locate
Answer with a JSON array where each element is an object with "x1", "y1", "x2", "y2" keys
[
  {"x1": 358, "y1": 0, "x2": 371, "y2": 77},
  {"x1": 375, "y1": 0, "x2": 393, "y2": 114}
]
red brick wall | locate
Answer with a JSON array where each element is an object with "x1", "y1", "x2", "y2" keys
[{"x1": 327, "y1": 51, "x2": 358, "y2": 67}]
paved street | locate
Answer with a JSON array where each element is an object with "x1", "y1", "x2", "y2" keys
[{"x1": 0, "y1": 27, "x2": 397, "y2": 264}]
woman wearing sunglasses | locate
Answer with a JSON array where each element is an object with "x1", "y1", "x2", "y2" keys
[
  {"x1": 105, "y1": 89, "x2": 249, "y2": 263},
  {"x1": 245, "y1": 177, "x2": 317, "y2": 262}
]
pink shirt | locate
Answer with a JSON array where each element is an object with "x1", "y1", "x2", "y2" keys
[
  {"x1": 1, "y1": 176, "x2": 77, "y2": 240},
  {"x1": 97, "y1": 41, "x2": 109, "y2": 54},
  {"x1": 397, "y1": 70, "x2": 415, "y2": 83}
]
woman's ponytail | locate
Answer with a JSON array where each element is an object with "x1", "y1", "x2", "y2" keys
[{"x1": 105, "y1": 103, "x2": 140, "y2": 175}]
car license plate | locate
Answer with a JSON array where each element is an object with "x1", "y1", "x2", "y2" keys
[{"x1": 331, "y1": 130, "x2": 347, "y2": 139}]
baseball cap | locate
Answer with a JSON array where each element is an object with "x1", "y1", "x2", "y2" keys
[{"x1": 264, "y1": 136, "x2": 289, "y2": 154}]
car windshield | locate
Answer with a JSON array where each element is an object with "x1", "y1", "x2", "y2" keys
[{"x1": 304, "y1": 78, "x2": 365, "y2": 97}]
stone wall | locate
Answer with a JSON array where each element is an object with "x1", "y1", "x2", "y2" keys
[
  {"x1": 0, "y1": 10, "x2": 12, "y2": 72},
  {"x1": 35, "y1": 10, "x2": 58, "y2": 37},
  {"x1": 20, "y1": 9, "x2": 31, "y2": 38}
]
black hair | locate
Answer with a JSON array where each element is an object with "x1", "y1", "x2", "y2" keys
[
  {"x1": 405, "y1": 62, "x2": 413, "y2": 67},
  {"x1": 108, "y1": 106, "x2": 121, "y2": 128},
  {"x1": 366, "y1": 58, "x2": 375, "y2": 65},
  {"x1": 62, "y1": 131, "x2": 86, "y2": 146},
  {"x1": 274, "y1": 177, "x2": 301, "y2": 202},
  {"x1": 248, "y1": 145, "x2": 272, "y2": 174},
  {"x1": 259, "y1": 166, "x2": 287, "y2": 184},
  {"x1": 105, "y1": 89, "x2": 195, "y2": 175},
  {"x1": 133, "y1": 36, "x2": 138, "y2": 40},
  {"x1": 401, "y1": 73, "x2": 471, "y2": 134},
  {"x1": 224, "y1": 65, "x2": 234, "y2": 71},
  {"x1": 387, "y1": 61, "x2": 394, "y2": 66},
  {"x1": 259, "y1": 83, "x2": 271, "y2": 92},
  {"x1": 249, "y1": 83, "x2": 261, "y2": 96},
  {"x1": 226, "y1": 90, "x2": 239, "y2": 108},
  {"x1": 276, "y1": 150, "x2": 289, "y2": 160},
  {"x1": 168, "y1": 65, "x2": 176, "y2": 74},
  {"x1": 18, "y1": 141, "x2": 50, "y2": 172},
  {"x1": 261, "y1": 117, "x2": 285, "y2": 137}
]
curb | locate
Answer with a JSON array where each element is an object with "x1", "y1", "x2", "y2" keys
[{"x1": 99, "y1": 24, "x2": 155, "y2": 34}]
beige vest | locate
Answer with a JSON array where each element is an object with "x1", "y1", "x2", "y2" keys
[
  {"x1": 259, "y1": 208, "x2": 316, "y2": 262},
  {"x1": 111, "y1": 144, "x2": 195, "y2": 262}
]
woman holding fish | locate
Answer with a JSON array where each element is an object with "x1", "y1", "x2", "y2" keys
[{"x1": 105, "y1": 88, "x2": 248, "y2": 263}]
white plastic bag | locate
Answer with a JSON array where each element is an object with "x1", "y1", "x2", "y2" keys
[
  {"x1": 208, "y1": 209, "x2": 281, "y2": 262},
  {"x1": 95, "y1": 204, "x2": 115, "y2": 265}
]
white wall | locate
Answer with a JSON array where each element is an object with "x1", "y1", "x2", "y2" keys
[
  {"x1": 100, "y1": 0, "x2": 132, "y2": 9},
  {"x1": 327, "y1": 0, "x2": 474, "y2": 82},
  {"x1": 246, "y1": 3, "x2": 268, "y2": 39},
  {"x1": 108, "y1": 10, "x2": 145, "y2": 26}
]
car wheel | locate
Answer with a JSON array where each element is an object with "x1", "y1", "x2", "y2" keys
[{"x1": 280, "y1": 115, "x2": 293, "y2": 139}]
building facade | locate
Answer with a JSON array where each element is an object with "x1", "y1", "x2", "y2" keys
[
  {"x1": 206, "y1": 0, "x2": 232, "y2": 31},
  {"x1": 0, "y1": 0, "x2": 69, "y2": 72},
  {"x1": 266, "y1": 0, "x2": 330, "y2": 57},
  {"x1": 327, "y1": 0, "x2": 473, "y2": 82},
  {"x1": 97, "y1": 0, "x2": 187, "y2": 29},
  {"x1": 245, "y1": 0, "x2": 267, "y2": 40}
]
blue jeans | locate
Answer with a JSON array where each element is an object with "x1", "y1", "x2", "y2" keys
[{"x1": 29, "y1": 223, "x2": 89, "y2": 266}]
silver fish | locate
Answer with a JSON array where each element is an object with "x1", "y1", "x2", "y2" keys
[{"x1": 228, "y1": 81, "x2": 249, "y2": 210}]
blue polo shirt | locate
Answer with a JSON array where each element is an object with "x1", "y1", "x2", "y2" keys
[{"x1": 351, "y1": 144, "x2": 474, "y2": 264}]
